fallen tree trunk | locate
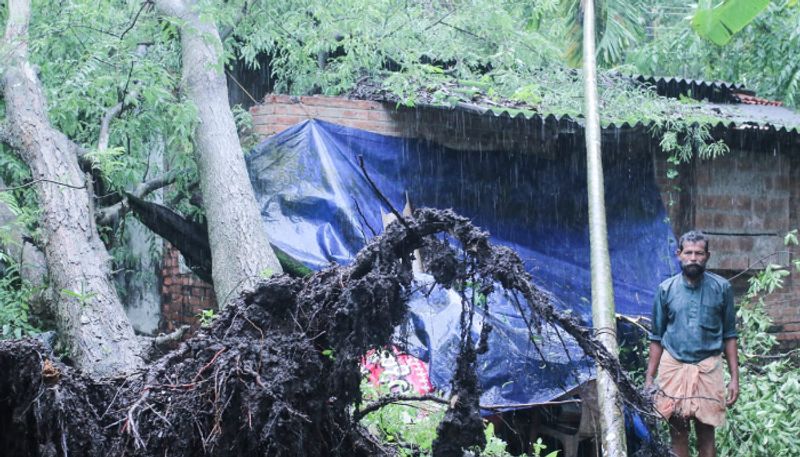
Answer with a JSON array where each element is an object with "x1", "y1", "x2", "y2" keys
[
  {"x1": 125, "y1": 193, "x2": 312, "y2": 282},
  {"x1": 2, "y1": 0, "x2": 142, "y2": 377},
  {"x1": 154, "y1": 0, "x2": 284, "y2": 306},
  {"x1": 0, "y1": 208, "x2": 669, "y2": 457}
]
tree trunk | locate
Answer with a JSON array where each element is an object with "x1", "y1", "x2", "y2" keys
[
  {"x1": 582, "y1": 0, "x2": 627, "y2": 455},
  {"x1": 154, "y1": 0, "x2": 283, "y2": 307},
  {"x1": 2, "y1": 0, "x2": 142, "y2": 377}
]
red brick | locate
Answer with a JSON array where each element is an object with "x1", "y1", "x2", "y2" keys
[
  {"x1": 752, "y1": 198, "x2": 769, "y2": 214},
  {"x1": 693, "y1": 211, "x2": 714, "y2": 229},
  {"x1": 772, "y1": 174, "x2": 791, "y2": 190},
  {"x1": 250, "y1": 104, "x2": 274, "y2": 116},
  {"x1": 262, "y1": 94, "x2": 296, "y2": 105},
  {"x1": 344, "y1": 120, "x2": 386, "y2": 132},
  {"x1": 264, "y1": 115, "x2": 307, "y2": 126},
  {"x1": 366, "y1": 109, "x2": 393, "y2": 121},
  {"x1": 715, "y1": 256, "x2": 746, "y2": 270},
  {"x1": 338, "y1": 109, "x2": 372, "y2": 120},
  {"x1": 776, "y1": 331, "x2": 800, "y2": 341},
  {"x1": 768, "y1": 197, "x2": 788, "y2": 213},
  {"x1": 253, "y1": 125, "x2": 280, "y2": 136},
  {"x1": 783, "y1": 323, "x2": 800, "y2": 332},
  {"x1": 713, "y1": 213, "x2": 746, "y2": 229},
  {"x1": 272, "y1": 104, "x2": 313, "y2": 116},
  {"x1": 296, "y1": 96, "x2": 377, "y2": 110},
  {"x1": 730, "y1": 195, "x2": 751, "y2": 211}
]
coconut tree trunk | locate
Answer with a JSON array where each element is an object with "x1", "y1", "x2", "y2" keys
[
  {"x1": 582, "y1": 0, "x2": 627, "y2": 455},
  {"x1": 154, "y1": 0, "x2": 283, "y2": 306},
  {"x1": 2, "y1": 0, "x2": 143, "y2": 377}
]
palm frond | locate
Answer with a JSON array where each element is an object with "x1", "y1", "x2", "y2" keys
[{"x1": 562, "y1": 0, "x2": 646, "y2": 67}]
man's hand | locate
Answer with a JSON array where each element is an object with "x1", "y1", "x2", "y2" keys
[
  {"x1": 646, "y1": 341, "x2": 664, "y2": 388},
  {"x1": 726, "y1": 379, "x2": 739, "y2": 406},
  {"x1": 723, "y1": 338, "x2": 739, "y2": 407}
]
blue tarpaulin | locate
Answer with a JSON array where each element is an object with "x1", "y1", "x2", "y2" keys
[{"x1": 246, "y1": 119, "x2": 677, "y2": 407}]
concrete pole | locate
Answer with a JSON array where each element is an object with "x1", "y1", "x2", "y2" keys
[{"x1": 582, "y1": 0, "x2": 628, "y2": 455}]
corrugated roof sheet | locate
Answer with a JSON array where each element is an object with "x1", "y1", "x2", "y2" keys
[
  {"x1": 459, "y1": 102, "x2": 800, "y2": 134},
  {"x1": 350, "y1": 77, "x2": 800, "y2": 135},
  {"x1": 631, "y1": 75, "x2": 746, "y2": 103}
]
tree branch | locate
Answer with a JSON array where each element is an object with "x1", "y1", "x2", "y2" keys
[
  {"x1": 219, "y1": 0, "x2": 248, "y2": 42},
  {"x1": 98, "y1": 102, "x2": 125, "y2": 152},
  {"x1": 97, "y1": 44, "x2": 148, "y2": 152},
  {"x1": 96, "y1": 167, "x2": 185, "y2": 225},
  {"x1": 120, "y1": 1, "x2": 153, "y2": 40},
  {"x1": 0, "y1": 178, "x2": 86, "y2": 193},
  {"x1": 353, "y1": 394, "x2": 448, "y2": 421}
]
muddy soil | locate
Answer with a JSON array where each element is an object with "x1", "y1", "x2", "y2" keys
[{"x1": 0, "y1": 208, "x2": 668, "y2": 456}]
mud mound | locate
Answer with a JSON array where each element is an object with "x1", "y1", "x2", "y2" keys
[{"x1": 0, "y1": 208, "x2": 668, "y2": 456}]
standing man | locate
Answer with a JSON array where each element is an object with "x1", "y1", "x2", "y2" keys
[{"x1": 645, "y1": 230, "x2": 739, "y2": 457}]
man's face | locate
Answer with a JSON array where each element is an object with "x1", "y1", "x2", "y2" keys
[{"x1": 677, "y1": 240, "x2": 709, "y2": 280}]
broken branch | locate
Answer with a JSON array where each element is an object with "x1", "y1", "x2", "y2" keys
[{"x1": 95, "y1": 167, "x2": 185, "y2": 225}]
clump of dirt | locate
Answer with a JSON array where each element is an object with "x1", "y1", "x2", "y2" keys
[{"x1": 0, "y1": 208, "x2": 669, "y2": 457}]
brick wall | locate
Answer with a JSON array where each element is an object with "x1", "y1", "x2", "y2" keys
[
  {"x1": 160, "y1": 242, "x2": 217, "y2": 333},
  {"x1": 652, "y1": 142, "x2": 800, "y2": 347},
  {"x1": 241, "y1": 94, "x2": 799, "y2": 347},
  {"x1": 252, "y1": 94, "x2": 405, "y2": 137}
]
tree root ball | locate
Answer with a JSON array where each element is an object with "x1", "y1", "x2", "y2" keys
[{"x1": 0, "y1": 208, "x2": 669, "y2": 456}]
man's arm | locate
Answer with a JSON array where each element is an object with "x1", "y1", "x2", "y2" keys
[
  {"x1": 646, "y1": 286, "x2": 666, "y2": 388},
  {"x1": 645, "y1": 341, "x2": 663, "y2": 387},
  {"x1": 723, "y1": 337, "x2": 739, "y2": 406}
]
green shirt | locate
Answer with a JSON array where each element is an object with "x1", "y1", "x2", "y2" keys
[{"x1": 649, "y1": 272, "x2": 737, "y2": 363}]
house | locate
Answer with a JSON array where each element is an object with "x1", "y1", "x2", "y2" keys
[{"x1": 159, "y1": 76, "x2": 800, "y2": 346}]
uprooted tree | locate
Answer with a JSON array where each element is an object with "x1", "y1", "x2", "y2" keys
[
  {"x1": 0, "y1": 208, "x2": 669, "y2": 457},
  {"x1": 2, "y1": 0, "x2": 144, "y2": 377},
  {"x1": 1, "y1": 0, "x2": 283, "y2": 377}
]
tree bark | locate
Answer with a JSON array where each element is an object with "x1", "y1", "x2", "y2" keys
[
  {"x1": 154, "y1": 0, "x2": 283, "y2": 307},
  {"x1": 2, "y1": 0, "x2": 143, "y2": 377},
  {"x1": 582, "y1": 0, "x2": 627, "y2": 455}
]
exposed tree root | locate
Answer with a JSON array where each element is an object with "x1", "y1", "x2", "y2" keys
[{"x1": 0, "y1": 208, "x2": 669, "y2": 456}]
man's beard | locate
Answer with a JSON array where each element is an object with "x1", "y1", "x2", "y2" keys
[{"x1": 682, "y1": 263, "x2": 705, "y2": 279}]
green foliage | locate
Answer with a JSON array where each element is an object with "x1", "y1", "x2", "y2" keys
[
  {"x1": 0, "y1": 253, "x2": 41, "y2": 339},
  {"x1": 561, "y1": 0, "x2": 647, "y2": 67},
  {"x1": 0, "y1": 188, "x2": 42, "y2": 340},
  {"x1": 197, "y1": 308, "x2": 217, "y2": 327},
  {"x1": 692, "y1": 0, "x2": 770, "y2": 46},
  {"x1": 655, "y1": 121, "x2": 729, "y2": 208},
  {"x1": 2, "y1": 0, "x2": 207, "y2": 292},
  {"x1": 233, "y1": 0, "x2": 562, "y2": 96},
  {"x1": 360, "y1": 381, "x2": 446, "y2": 456},
  {"x1": 721, "y1": 358, "x2": 800, "y2": 456},
  {"x1": 715, "y1": 232, "x2": 800, "y2": 456},
  {"x1": 360, "y1": 380, "x2": 559, "y2": 456},
  {"x1": 61, "y1": 286, "x2": 97, "y2": 307},
  {"x1": 629, "y1": 0, "x2": 800, "y2": 108}
]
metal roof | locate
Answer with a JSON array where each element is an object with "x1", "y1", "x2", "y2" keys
[
  {"x1": 469, "y1": 103, "x2": 800, "y2": 134},
  {"x1": 631, "y1": 75, "x2": 746, "y2": 103},
  {"x1": 350, "y1": 77, "x2": 800, "y2": 135}
]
